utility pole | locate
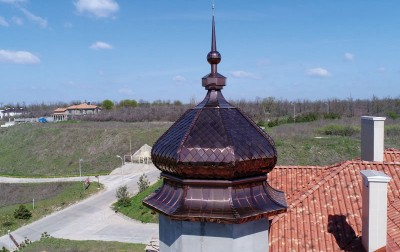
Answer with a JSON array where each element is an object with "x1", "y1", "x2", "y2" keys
[{"x1": 116, "y1": 155, "x2": 124, "y2": 181}]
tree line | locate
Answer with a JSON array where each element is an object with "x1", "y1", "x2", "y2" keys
[{"x1": 2, "y1": 96, "x2": 399, "y2": 123}]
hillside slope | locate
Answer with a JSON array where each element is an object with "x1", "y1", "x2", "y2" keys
[
  {"x1": 0, "y1": 121, "x2": 171, "y2": 177},
  {"x1": 0, "y1": 119, "x2": 398, "y2": 177}
]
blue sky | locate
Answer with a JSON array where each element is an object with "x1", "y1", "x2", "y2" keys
[{"x1": 0, "y1": 0, "x2": 399, "y2": 104}]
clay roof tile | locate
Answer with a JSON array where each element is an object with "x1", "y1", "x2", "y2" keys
[{"x1": 269, "y1": 149, "x2": 400, "y2": 251}]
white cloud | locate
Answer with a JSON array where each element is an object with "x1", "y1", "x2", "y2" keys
[
  {"x1": 172, "y1": 75, "x2": 186, "y2": 82},
  {"x1": 89, "y1": 41, "x2": 113, "y2": 50},
  {"x1": 230, "y1": 70, "x2": 261, "y2": 79},
  {"x1": 11, "y1": 16, "x2": 23, "y2": 25},
  {"x1": 0, "y1": 49, "x2": 40, "y2": 64},
  {"x1": 0, "y1": 1, "x2": 46, "y2": 28},
  {"x1": 74, "y1": 0, "x2": 119, "y2": 18},
  {"x1": 0, "y1": 16, "x2": 9, "y2": 27},
  {"x1": 306, "y1": 67, "x2": 331, "y2": 78},
  {"x1": 19, "y1": 7, "x2": 47, "y2": 28},
  {"x1": 344, "y1": 52, "x2": 354, "y2": 61}
]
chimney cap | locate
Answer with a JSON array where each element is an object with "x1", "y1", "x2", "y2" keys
[
  {"x1": 361, "y1": 116, "x2": 386, "y2": 121},
  {"x1": 360, "y1": 170, "x2": 391, "y2": 183}
]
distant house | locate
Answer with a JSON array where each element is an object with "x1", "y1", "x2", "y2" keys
[
  {"x1": 52, "y1": 103, "x2": 101, "y2": 121},
  {"x1": 0, "y1": 107, "x2": 26, "y2": 119}
]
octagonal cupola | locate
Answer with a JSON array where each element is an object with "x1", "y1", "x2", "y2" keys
[{"x1": 144, "y1": 11, "x2": 287, "y2": 224}]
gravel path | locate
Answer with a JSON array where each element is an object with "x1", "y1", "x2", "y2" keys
[{"x1": 0, "y1": 163, "x2": 160, "y2": 250}]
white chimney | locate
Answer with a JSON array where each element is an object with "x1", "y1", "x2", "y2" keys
[
  {"x1": 360, "y1": 170, "x2": 391, "y2": 252},
  {"x1": 361, "y1": 116, "x2": 386, "y2": 162}
]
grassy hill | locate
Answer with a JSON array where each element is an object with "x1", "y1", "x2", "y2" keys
[
  {"x1": 0, "y1": 121, "x2": 171, "y2": 177},
  {"x1": 268, "y1": 118, "x2": 400, "y2": 166},
  {"x1": 0, "y1": 119, "x2": 398, "y2": 177}
]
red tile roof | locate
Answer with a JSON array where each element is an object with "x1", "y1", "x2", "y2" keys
[
  {"x1": 67, "y1": 103, "x2": 99, "y2": 110},
  {"x1": 53, "y1": 107, "x2": 67, "y2": 113},
  {"x1": 53, "y1": 103, "x2": 100, "y2": 114},
  {"x1": 385, "y1": 148, "x2": 400, "y2": 162},
  {"x1": 269, "y1": 149, "x2": 400, "y2": 252}
]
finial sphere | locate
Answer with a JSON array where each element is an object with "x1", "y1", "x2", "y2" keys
[{"x1": 207, "y1": 51, "x2": 221, "y2": 64}]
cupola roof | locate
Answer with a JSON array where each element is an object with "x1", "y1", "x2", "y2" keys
[
  {"x1": 151, "y1": 11, "x2": 277, "y2": 179},
  {"x1": 144, "y1": 6, "x2": 287, "y2": 224}
]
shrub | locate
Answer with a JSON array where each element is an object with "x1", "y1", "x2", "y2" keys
[
  {"x1": 41, "y1": 231, "x2": 51, "y2": 239},
  {"x1": 116, "y1": 185, "x2": 130, "y2": 207},
  {"x1": 267, "y1": 119, "x2": 280, "y2": 128},
  {"x1": 137, "y1": 174, "x2": 150, "y2": 193},
  {"x1": 14, "y1": 205, "x2": 32, "y2": 220},
  {"x1": 317, "y1": 124, "x2": 359, "y2": 137},
  {"x1": 296, "y1": 113, "x2": 319, "y2": 123},
  {"x1": 323, "y1": 113, "x2": 341, "y2": 120},
  {"x1": 1, "y1": 246, "x2": 9, "y2": 252},
  {"x1": 386, "y1": 111, "x2": 399, "y2": 120},
  {"x1": 18, "y1": 237, "x2": 31, "y2": 249}
]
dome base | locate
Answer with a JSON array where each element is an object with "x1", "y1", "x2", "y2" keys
[{"x1": 143, "y1": 172, "x2": 287, "y2": 224}]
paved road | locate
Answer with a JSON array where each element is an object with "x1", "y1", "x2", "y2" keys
[{"x1": 0, "y1": 163, "x2": 160, "y2": 250}]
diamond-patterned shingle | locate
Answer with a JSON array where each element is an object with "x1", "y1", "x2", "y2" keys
[
  {"x1": 151, "y1": 89, "x2": 277, "y2": 180},
  {"x1": 145, "y1": 88, "x2": 286, "y2": 223}
]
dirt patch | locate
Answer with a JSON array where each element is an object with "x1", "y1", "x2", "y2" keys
[{"x1": 0, "y1": 182, "x2": 74, "y2": 207}]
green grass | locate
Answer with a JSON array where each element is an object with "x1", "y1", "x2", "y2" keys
[
  {"x1": 316, "y1": 124, "x2": 360, "y2": 137},
  {"x1": 274, "y1": 135, "x2": 360, "y2": 166},
  {"x1": 0, "y1": 182, "x2": 101, "y2": 236},
  {"x1": 114, "y1": 180, "x2": 162, "y2": 223},
  {"x1": 0, "y1": 121, "x2": 171, "y2": 177},
  {"x1": 1, "y1": 119, "x2": 398, "y2": 177},
  {"x1": 115, "y1": 118, "x2": 400, "y2": 223},
  {"x1": 19, "y1": 237, "x2": 145, "y2": 252}
]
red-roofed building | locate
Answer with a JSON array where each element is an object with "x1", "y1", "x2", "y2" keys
[
  {"x1": 269, "y1": 152, "x2": 400, "y2": 251},
  {"x1": 52, "y1": 103, "x2": 101, "y2": 121}
]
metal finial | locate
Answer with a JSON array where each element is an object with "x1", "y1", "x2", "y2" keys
[
  {"x1": 207, "y1": 13, "x2": 221, "y2": 70},
  {"x1": 202, "y1": 6, "x2": 226, "y2": 90}
]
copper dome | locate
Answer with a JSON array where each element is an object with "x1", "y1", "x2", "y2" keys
[
  {"x1": 151, "y1": 89, "x2": 277, "y2": 180},
  {"x1": 144, "y1": 10, "x2": 286, "y2": 224},
  {"x1": 151, "y1": 15, "x2": 277, "y2": 179}
]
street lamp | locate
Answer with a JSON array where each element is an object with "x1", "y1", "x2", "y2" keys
[
  {"x1": 79, "y1": 158, "x2": 83, "y2": 182},
  {"x1": 116, "y1": 155, "x2": 124, "y2": 180},
  {"x1": 79, "y1": 158, "x2": 84, "y2": 190}
]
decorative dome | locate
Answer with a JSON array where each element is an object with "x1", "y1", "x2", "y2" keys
[
  {"x1": 151, "y1": 14, "x2": 277, "y2": 179},
  {"x1": 151, "y1": 89, "x2": 277, "y2": 179},
  {"x1": 144, "y1": 9, "x2": 286, "y2": 224}
]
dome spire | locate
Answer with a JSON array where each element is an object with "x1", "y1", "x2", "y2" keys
[
  {"x1": 211, "y1": 3, "x2": 217, "y2": 53},
  {"x1": 202, "y1": 3, "x2": 226, "y2": 90}
]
